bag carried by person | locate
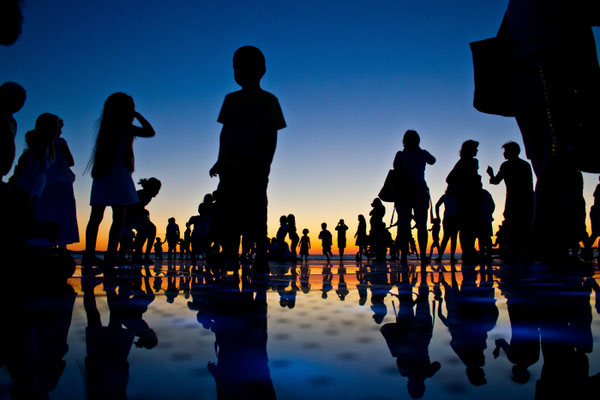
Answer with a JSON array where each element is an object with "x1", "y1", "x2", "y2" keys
[{"x1": 470, "y1": 14, "x2": 515, "y2": 117}]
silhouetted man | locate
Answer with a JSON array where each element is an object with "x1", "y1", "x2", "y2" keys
[{"x1": 487, "y1": 141, "x2": 533, "y2": 260}]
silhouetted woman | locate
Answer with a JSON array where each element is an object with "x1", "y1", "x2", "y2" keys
[
  {"x1": 355, "y1": 214, "x2": 368, "y2": 260},
  {"x1": 370, "y1": 198, "x2": 387, "y2": 261},
  {"x1": 83, "y1": 93, "x2": 155, "y2": 266},
  {"x1": 446, "y1": 140, "x2": 481, "y2": 262},
  {"x1": 287, "y1": 214, "x2": 299, "y2": 260}
]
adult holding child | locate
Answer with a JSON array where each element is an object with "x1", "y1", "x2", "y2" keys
[
  {"x1": 393, "y1": 130, "x2": 436, "y2": 264},
  {"x1": 83, "y1": 93, "x2": 155, "y2": 266}
]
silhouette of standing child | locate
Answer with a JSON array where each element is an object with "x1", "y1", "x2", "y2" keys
[
  {"x1": 153, "y1": 238, "x2": 163, "y2": 260},
  {"x1": 287, "y1": 214, "x2": 299, "y2": 260},
  {"x1": 165, "y1": 217, "x2": 180, "y2": 260},
  {"x1": 299, "y1": 228, "x2": 311, "y2": 262},
  {"x1": 319, "y1": 222, "x2": 333, "y2": 263},
  {"x1": 335, "y1": 219, "x2": 348, "y2": 260},
  {"x1": 429, "y1": 217, "x2": 441, "y2": 259},
  {"x1": 83, "y1": 93, "x2": 155, "y2": 266},
  {"x1": 209, "y1": 46, "x2": 286, "y2": 272}
]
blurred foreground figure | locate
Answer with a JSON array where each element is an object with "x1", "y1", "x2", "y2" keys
[
  {"x1": 506, "y1": 0, "x2": 599, "y2": 263},
  {"x1": 0, "y1": 0, "x2": 23, "y2": 45}
]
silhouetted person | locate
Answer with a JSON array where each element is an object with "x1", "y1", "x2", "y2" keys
[
  {"x1": 276, "y1": 215, "x2": 288, "y2": 242},
  {"x1": 487, "y1": 141, "x2": 534, "y2": 260},
  {"x1": 9, "y1": 113, "x2": 59, "y2": 217},
  {"x1": 336, "y1": 266, "x2": 349, "y2": 301},
  {"x1": 435, "y1": 187, "x2": 459, "y2": 263},
  {"x1": 182, "y1": 222, "x2": 192, "y2": 259},
  {"x1": 429, "y1": 217, "x2": 441, "y2": 260},
  {"x1": 36, "y1": 117, "x2": 79, "y2": 248},
  {"x1": 477, "y1": 187, "x2": 495, "y2": 259},
  {"x1": 318, "y1": 222, "x2": 333, "y2": 263},
  {"x1": 299, "y1": 228, "x2": 310, "y2": 262},
  {"x1": 369, "y1": 198, "x2": 387, "y2": 261},
  {"x1": 209, "y1": 46, "x2": 286, "y2": 273},
  {"x1": 355, "y1": 214, "x2": 368, "y2": 261},
  {"x1": 153, "y1": 237, "x2": 164, "y2": 260},
  {"x1": 0, "y1": 0, "x2": 23, "y2": 45},
  {"x1": 84, "y1": 93, "x2": 155, "y2": 266},
  {"x1": 446, "y1": 140, "x2": 481, "y2": 262},
  {"x1": 287, "y1": 214, "x2": 299, "y2": 260},
  {"x1": 504, "y1": 0, "x2": 599, "y2": 263},
  {"x1": 0, "y1": 82, "x2": 26, "y2": 178},
  {"x1": 125, "y1": 177, "x2": 161, "y2": 263},
  {"x1": 166, "y1": 217, "x2": 180, "y2": 260},
  {"x1": 188, "y1": 194, "x2": 215, "y2": 263},
  {"x1": 393, "y1": 130, "x2": 436, "y2": 263},
  {"x1": 335, "y1": 219, "x2": 348, "y2": 260},
  {"x1": 584, "y1": 176, "x2": 600, "y2": 260}
]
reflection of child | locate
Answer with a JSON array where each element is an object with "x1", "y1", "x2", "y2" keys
[
  {"x1": 318, "y1": 223, "x2": 333, "y2": 263},
  {"x1": 153, "y1": 238, "x2": 163, "y2": 260},
  {"x1": 429, "y1": 218, "x2": 441, "y2": 259},
  {"x1": 299, "y1": 228, "x2": 311, "y2": 262}
]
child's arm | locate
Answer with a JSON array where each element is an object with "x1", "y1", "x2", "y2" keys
[
  {"x1": 435, "y1": 196, "x2": 444, "y2": 220},
  {"x1": 131, "y1": 112, "x2": 155, "y2": 137}
]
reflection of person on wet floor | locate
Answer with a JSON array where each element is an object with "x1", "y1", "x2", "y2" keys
[
  {"x1": 336, "y1": 266, "x2": 349, "y2": 301},
  {"x1": 393, "y1": 130, "x2": 436, "y2": 264},
  {"x1": 209, "y1": 46, "x2": 286, "y2": 273},
  {"x1": 487, "y1": 141, "x2": 533, "y2": 260},
  {"x1": 504, "y1": 0, "x2": 599, "y2": 263},
  {"x1": 446, "y1": 140, "x2": 481, "y2": 262},
  {"x1": 493, "y1": 275, "x2": 540, "y2": 384},
  {"x1": 318, "y1": 222, "x2": 333, "y2": 263},
  {"x1": 321, "y1": 265, "x2": 333, "y2": 298},
  {"x1": 335, "y1": 219, "x2": 348, "y2": 260},
  {"x1": 381, "y1": 271, "x2": 441, "y2": 399}
]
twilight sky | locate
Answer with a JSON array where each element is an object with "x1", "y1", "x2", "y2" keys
[{"x1": 2, "y1": 0, "x2": 599, "y2": 252}]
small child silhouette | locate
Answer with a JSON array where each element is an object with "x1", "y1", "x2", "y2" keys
[
  {"x1": 318, "y1": 223, "x2": 333, "y2": 263},
  {"x1": 154, "y1": 238, "x2": 164, "y2": 260},
  {"x1": 429, "y1": 217, "x2": 441, "y2": 260},
  {"x1": 299, "y1": 228, "x2": 311, "y2": 262}
]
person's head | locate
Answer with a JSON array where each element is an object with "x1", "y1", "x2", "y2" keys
[
  {"x1": 26, "y1": 113, "x2": 60, "y2": 157},
  {"x1": 287, "y1": 214, "x2": 296, "y2": 225},
  {"x1": 460, "y1": 140, "x2": 479, "y2": 159},
  {"x1": 135, "y1": 327, "x2": 158, "y2": 349},
  {"x1": 204, "y1": 193, "x2": 214, "y2": 204},
  {"x1": 279, "y1": 215, "x2": 287, "y2": 225},
  {"x1": 403, "y1": 130, "x2": 420, "y2": 150},
  {"x1": 321, "y1": 222, "x2": 327, "y2": 229},
  {"x1": 502, "y1": 141, "x2": 520, "y2": 159},
  {"x1": 339, "y1": 219, "x2": 345, "y2": 225},
  {"x1": 0, "y1": 0, "x2": 23, "y2": 46},
  {"x1": 372, "y1": 198, "x2": 383, "y2": 208},
  {"x1": 358, "y1": 214, "x2": 365, "y2": 223},
  {"x1": 233, "y1": 46, "x2": 266, "y2": 89},
  {"x1": 302, "y1": 228, "x2": 309, "y2": 235},
  {"x1": 138, "y1": 177, "x2": 162, "y2": 197},
  {"x1": 101, "y1": 92, "x2": 135, "y2": 127},
  {"x1": 511, "y1": 365, "x2": 530, "y2": 384},
  {"x1": 0, "y1": 81, "x2": 26, "y2": 114},
  {"x1": 168, "y1": 217, "x2": 175, "y2": 224},
  {"x1": 186, "y1": 222, "x2": 191, "y2": 228},
  {"x1": 156, "y1": 237, "x2": 161, "y2": 243}
]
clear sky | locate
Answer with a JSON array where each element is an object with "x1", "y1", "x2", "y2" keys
[{"x1": 2, "y1": 0, "x2": 599, "y2": 253}]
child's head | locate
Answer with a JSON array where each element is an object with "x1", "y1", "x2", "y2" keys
[
  {"x1": 502, "y1": 141, "x2": 520, "y2": 160},
  {"x1": 321, "y1": 222, "x2": 327, "y2": 229},
  {"x1": 358, "y1": 214, "x2": 365, "y2": 223},
  {"x1": 233, "y1": 46, "x2": 266, "y2": 89},
  {"x1": 279, "y1": 215, "x2": 287, "y2": 225},
  {"x1": 168, "y1": 217, "x2": 175, "y2": 224},
  {"x1": 302, "y1": 228, "x2": 309, "y2": 235},
  {"x1": 403, "y1": 130, "x2": 420, "y2": 150},
  {"x1": 139, "y1": 177, "x2": 162, "y2": 197},
  {"x1": 0, "y1": 81, "x2": 26, "y2": 114},
  {"x1": 26, "y1": 113, "x2": 60, "y2": 156},
  {"x1": 102, "y1": 92, "x2": 135, "y2": 127},
  {"x1": 155, "y1": 237, "x2": 161, "y2": 243},
  {"x1": 186, "y1": 222, "x2": 191, "y2": 228},
  {"x1": 287, "y1": 214, "x2": 296, "y2": 225}
]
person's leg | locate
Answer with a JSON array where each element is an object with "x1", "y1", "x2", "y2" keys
[
  {"x1": 395, "y1": 201, "x2": 412, "y2": 263},
  {"x1": 85, "y1": 205, "x2": 106, "y2": 255},
  {"x1": 145, "y1": 222, "x2": 156, "y2": 259},
  {"x1": 413, "y1": 191, "x2": 430, "y2": 262},
  {"x1": 106, "y1": 205, "x2": 125, "y2": 257}
]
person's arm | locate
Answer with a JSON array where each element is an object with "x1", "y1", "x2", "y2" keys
[
  {"x1": 131, "y1": 112, "x2": 155, "y2": 138},
  {"x1": 58, "y1": 138, "x2": 75, "y2": 167},
  {"x1": 425, "y1": 150, "x2": 436, "y2": 165},
  {"x1": 435, "y1": 196, "x2": 444, "y2": 220},
  {"x1": 487, "y1": 164, "x2": 504, "y2": 185}
]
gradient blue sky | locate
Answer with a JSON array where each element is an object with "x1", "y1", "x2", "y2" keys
[{"x1": 2, "y1": 0, "x2": 599, "y2": 251}]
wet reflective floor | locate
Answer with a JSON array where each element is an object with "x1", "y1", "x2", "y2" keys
[{"x1": 1, "y1": 259, "x2": 599, "y2": 399}]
